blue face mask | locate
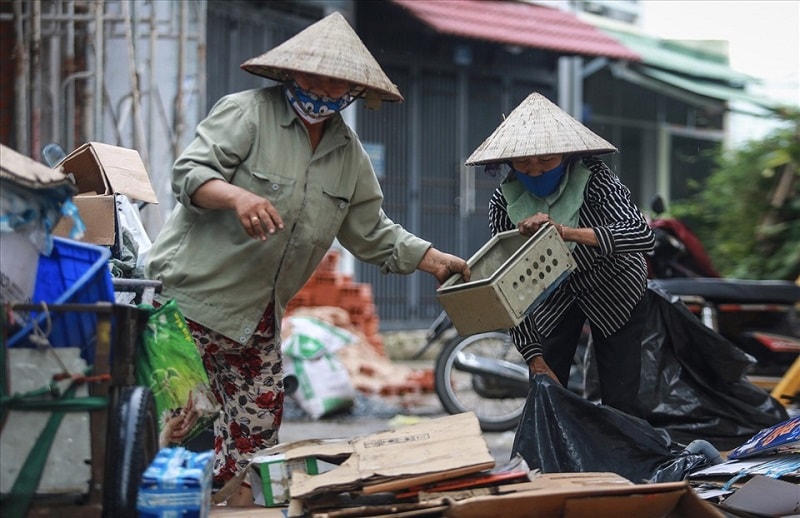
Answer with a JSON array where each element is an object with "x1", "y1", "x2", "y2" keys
[
  {"x1": 284, "y1": 80, "x2": 354, "y2": 124},
  {"x1": 513, "y1": 162, "x2": 567, "y2": 198}
]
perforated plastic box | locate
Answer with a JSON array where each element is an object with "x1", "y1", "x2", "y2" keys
[{"x1": 436, "y1": 225, "x2": 576, "y2": 335}]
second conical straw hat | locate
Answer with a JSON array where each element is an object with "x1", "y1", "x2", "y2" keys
[
  {"x1": 240, "y1": 11, "x2": 403, "y2": 104},
  {"x1": 465, "y1": 92, "x2": 617, "y2": 166}
]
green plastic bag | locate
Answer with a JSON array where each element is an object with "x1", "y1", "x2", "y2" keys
[{"x1": 136, "y1": 299, "x2": 220, "y2": 447}]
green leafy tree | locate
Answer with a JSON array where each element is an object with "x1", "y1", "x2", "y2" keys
[{"x1": 670, "y1": 108, "x2": 800, "y2": 281}]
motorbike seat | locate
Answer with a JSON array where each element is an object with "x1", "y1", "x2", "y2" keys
[{"x1": 649, "y1": 278, "x2": 800, "y2": 305}]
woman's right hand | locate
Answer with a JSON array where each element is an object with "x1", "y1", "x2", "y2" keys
[
  {"x1": 233, "y1": 190, "x2": 285, "y2": 241},
  {"x1": 518, "y1": 212, "x2": 553, "y2": 236},
  {"x1": 529, "y1": 355, "x2": 561, "y2": 385},
  {"x1": 191, "y1": 179, "x2": 285, "y2": 240}
]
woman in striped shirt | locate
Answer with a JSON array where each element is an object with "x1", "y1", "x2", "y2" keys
[{"x1": 467, "y1": 92, "x2": 655, "y2": 418}]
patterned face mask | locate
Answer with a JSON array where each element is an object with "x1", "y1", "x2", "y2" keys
[{"x1": 284, "y1": 80, "x2": 355, "y2": 124}]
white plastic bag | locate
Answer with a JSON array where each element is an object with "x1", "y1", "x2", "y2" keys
[
  {"x1": 116, "y1": 194, "x2": 152, "y2": 270},
  {"x1": 281, "y1": 316, "x2": 358, "y2": 419}
]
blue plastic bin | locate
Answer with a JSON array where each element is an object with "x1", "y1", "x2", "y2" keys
[{"x1": 6, "y1": 236, "x2": 114, "y2": 365}]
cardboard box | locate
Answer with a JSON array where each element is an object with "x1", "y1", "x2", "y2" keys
[
  {"x1": 443, "y1": 472, "x2": 724, "y2": 518},
  {"x1": 52, "y1": 141, "x2": 158, "y2": 246},
  {"x1": 251, "y1": 454, "x2": 320, "y2": 507},
  {"x1": 436, "y1": 226, "x2": 576, "y2": 335},
  {"x1": 137, "y1": 447, "x2": 214, "y2": 518}
]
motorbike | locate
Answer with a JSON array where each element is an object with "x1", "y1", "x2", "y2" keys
[
  {"x1": 645, "y1": 195, "x2": 800, "y2": 382},
  {"x1": 414, "y1": 310, "x2": 589, "y2": 432},
  {"x1": 417, "y1": 195, "x2": 800, "y2": 432}
]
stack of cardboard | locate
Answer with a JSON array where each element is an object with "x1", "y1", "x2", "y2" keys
[
  {"x1": 214, "y1": 413, "x2": 493, "y2": 505},
  {"x1": 209, "y1": 412, "x2": 724, "y2": 518},
  {"x1": 688, "y1": 416, "x2": 799, "y2": 517}
]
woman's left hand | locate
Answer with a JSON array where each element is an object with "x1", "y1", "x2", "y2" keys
[{"x1": 529, "y1": 356, "x2": 561, "y2": 385}]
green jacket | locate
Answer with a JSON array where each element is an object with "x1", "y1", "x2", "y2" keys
[{"x1": 145, "y1": 86, "x2": 430, "y2": 344}]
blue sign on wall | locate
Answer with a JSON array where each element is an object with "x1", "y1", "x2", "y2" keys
[{"x1": 362, "y1": 142, "x2": 385, "y2": 180}]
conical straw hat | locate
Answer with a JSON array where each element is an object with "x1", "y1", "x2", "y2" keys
[
  {"x1": 465, "y1": 92, "x2": 616, "y2": 166},
  {"x1": 241, "y1": 11, "x2": 403, "y2": 105}
]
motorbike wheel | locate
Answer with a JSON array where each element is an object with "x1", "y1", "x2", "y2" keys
[
  {"x1": 434, "y1": 332, "x2": 528, "y2": 432},
  {"x1": 102, "y1": 385, "x2": 159, "y2": 518}
]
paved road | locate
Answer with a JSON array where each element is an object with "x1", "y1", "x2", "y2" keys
[{"x1": 186, "y1": 356, "x2": 518, "y2": 463}]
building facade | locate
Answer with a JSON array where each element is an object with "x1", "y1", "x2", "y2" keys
[{"x1": 1, "y1": 0, "x2": 776, "y2": 329}]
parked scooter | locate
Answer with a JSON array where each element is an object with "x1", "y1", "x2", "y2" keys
[
  {"x1": 645, "y1": 195, "x2": 800, "y2": 382},
  {"x1": 420, "y1": 195, "x2": 800, "y2": 431},
  {"x1": 646, "y1": 194, "x2": 721, "y2": 279},
  {"x1": 414, "y1": 304, "x2": 589, "y2": 432}
]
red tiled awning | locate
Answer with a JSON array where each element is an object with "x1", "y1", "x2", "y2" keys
[{"x1": 389, "y1": 0, "x2": 641, "y2": 62}]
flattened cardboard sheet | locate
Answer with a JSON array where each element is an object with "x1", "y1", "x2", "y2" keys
[
  {"x1": 287, "y1": 412, "x2": 495, "y2": 498},
  {"x1": 0, "y1": 143, "x2": 72, "y2": 189}
]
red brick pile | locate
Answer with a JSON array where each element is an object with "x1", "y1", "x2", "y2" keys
[
  {"x1": 286, "y1": 250, "x2": 384, "y2": 354},
  {"x1": 285, "y1": 250, "x2": 435, "y2": 397}
]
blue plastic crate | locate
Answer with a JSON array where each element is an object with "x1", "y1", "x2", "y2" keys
[{"x1": 6, "y1": 236, "x2": 114, "y2": 365}]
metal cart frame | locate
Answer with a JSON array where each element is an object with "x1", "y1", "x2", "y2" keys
[{"x1": 2, "y1": 279, "x2": 161, "y2": 518}]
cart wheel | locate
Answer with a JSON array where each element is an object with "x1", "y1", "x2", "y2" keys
[{"x1": 103, "y1": 385, "x2": 158, "y2": 518}]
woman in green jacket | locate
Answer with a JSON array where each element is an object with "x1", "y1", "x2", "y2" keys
[{"x1": 146, "y1": 12, "x2": 469, "y2": 506}]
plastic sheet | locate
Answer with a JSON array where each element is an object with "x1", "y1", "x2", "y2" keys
[
  {"x1": 512, "y1": 286, "x2": 789, "y2": 483},
  {"x1": 511, "y1": 374, "x2": 710, "y2": 483},
  {"x1": 586, "y1": 287, "x2": 788, "y2": 451}
]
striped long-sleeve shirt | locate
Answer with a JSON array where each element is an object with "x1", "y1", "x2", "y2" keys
[{"x1": 487, "y1": 157, "x2": 655, "y2": 362}]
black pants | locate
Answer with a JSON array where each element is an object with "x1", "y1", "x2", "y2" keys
[{"x1": 541, "y1": 294, "x2": 648, "y2": 418}]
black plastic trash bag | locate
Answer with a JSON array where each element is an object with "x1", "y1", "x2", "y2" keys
[
  {"x1": 586, "y1": 286, "x2": 788, "y2": 451},
  {"x1": 511, "y1": 374, "x2": 710, "y2": 483}
]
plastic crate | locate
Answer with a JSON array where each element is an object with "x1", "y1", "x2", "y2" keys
[
  {"x1": 436, "y1": 225, "x2": 576, "y2": 335},
  {"x1": 6, "y1": 236, "x2": 114, "y2": 364}
]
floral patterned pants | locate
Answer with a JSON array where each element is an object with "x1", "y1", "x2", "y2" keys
[{"x1": 185, "y1": 303, "x2": 284, "y2": 485}]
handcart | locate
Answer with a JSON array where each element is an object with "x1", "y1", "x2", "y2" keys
[{"x1": 1, "y1": 238, "x2": 161, "y2": 518}]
